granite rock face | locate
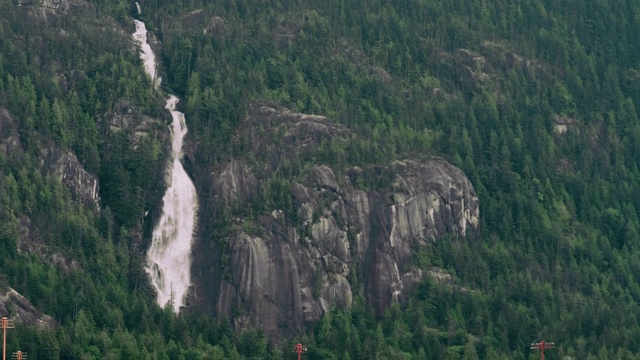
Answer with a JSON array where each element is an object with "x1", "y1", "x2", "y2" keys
[
  {"x1": 105, "y1": 97, "x2": 169, "y2": 148},
  {"x1": 1, "y1": 108, "x2": 100, "y2": 211},
  {"x1": 16, "y1": 0, "x2": 69, "y2": 10},
  {"x1": 40, "y1": 147, "x2": 100, "y2": 211},
  {"x1": 190, "y1": 101, "x2": 479, "y2": 340},
  {"x1": 0, "y1": 283, "x2": 57, "y2": 329}
]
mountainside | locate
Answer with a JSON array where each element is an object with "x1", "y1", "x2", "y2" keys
[
  {"x1": 191, "y1": 100, "x2": 479, "y2": 340},
  {"x1": 0, "y1": 0, "x2": 640, "y2": 358}
]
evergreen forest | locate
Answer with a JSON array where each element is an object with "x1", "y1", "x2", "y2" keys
[{"x1": 1, "y1": 0, "x2": 640, "y2": 358}]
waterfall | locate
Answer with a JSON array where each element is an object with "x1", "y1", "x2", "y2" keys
[
  {"x1": 135, "y1": 2, "x2": 141, "y2": 15},
  {"x1": 133, "y1": 20, "x2": 198, "y2": 313},
  {"x1": 132, "y1": 20, "x2": 160, "y2": 90}
]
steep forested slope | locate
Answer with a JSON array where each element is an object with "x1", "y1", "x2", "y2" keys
[
  {"x1": 142, "y1": 0, "x2": 640, "y2": 358},
  {"x1": 0, "y1": 0, "x2": 640, "y2": 358},
  {"x1": 0, "y1": 1, "x2": 231, "y2": 358}
]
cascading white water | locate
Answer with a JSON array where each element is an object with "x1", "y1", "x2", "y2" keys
[
  {"x1": 133, "y1": 20, "x2": 161, "y2": 89},
  {"x1": 133, "y1": 20, "x2": 198, "y2": 312}
]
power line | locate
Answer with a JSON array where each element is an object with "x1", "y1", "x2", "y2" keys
[{"x1": 10, "y1": 351, "x2": 26, "y2": 360}]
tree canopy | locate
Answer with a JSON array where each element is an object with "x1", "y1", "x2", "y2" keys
[{"x1": 0, "y1": 0, "x2": 640, "y2": 358}]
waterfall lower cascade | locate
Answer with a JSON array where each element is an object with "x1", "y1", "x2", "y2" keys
[{"x1": 133, "y1": 20, "x2": 198, "y2": 313}]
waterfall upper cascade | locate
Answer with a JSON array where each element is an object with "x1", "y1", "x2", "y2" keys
[{"x1": 133, "y1": 20, "x2": 198, "y2": 313}]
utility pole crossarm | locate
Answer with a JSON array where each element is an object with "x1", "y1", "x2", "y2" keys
[
  {"x1": 11, "y1": 351, "x2": 27, "y2": 360},
  {"x1": 293, "y1": 343, "x2": 308, "y2": 360},
  {"x1": 531, "y1": 340, "x2": 555, "y2": 360}
]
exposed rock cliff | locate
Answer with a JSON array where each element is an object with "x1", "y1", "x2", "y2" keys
[
  {"x1": 16, "y1": 0, "x2": 69, "y2": 11},
  {"x1": 191, "y1": 101, "x2": 479, "y2": 340},
  {"x1": 105, "y1": 97, "x2": 169, "y2": 148},
  {"x1": 0, "y1": 109, "x2": 20, "y2": 156},
  {"x1": 0, "y1": 282, "x2": 57, "y2": 330},
  {"x1": 176, "y1": 9, "x2": 226, "y2": 36},
  {"x1": 0, "y1": 107, "x2": 100, "y2": 211},
  {"x1": 40, "y1": 147, "x2": 100, "y2": 211}
]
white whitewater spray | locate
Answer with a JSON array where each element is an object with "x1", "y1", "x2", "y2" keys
[
  {"x1": 133, "y1": 20, "x2": 160, "y2": 89},
  {"x1": 133, "y1": 20, "x2": 198, "y2": 312}
]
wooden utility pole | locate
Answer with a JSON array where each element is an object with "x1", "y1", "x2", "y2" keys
[
  {"x1": 531, "y1": 340, "x2": 555, "y2": 360},
  {"x1": 1, "y1": 316, "x2": 15, "y2": 360}
]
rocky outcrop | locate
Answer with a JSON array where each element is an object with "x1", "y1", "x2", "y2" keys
[
  {"x1": 16, "y1": 0, "x2": 69, "y2": 11},
  {"x1": 210, "y1": 159, "x2": 259, "y2": 204},
  {"x1": 0, "y1": 109, "x2": 21, "y2": 156},
  {"x1": 40, "y1": 147, "x2": 100, "y2": 211},
  {"x1": 553, "y1": 114, "x2": 578, "y2": 135},
  {"x1": 168, "y1": 9, "x2": 226, "y2": 36},
  {"x1": 0, "y1": 107, "x2": 92, "y2": 272},
  {"x1": 0, "y1": 282, "x2": 57, "y2": 329},
  {"x1": 480, "y1": 41, "x2": 544, "y2": 75},
  {"x1": 0, "y1": 108, "x2": 99, "y2": 211},
  {"x1": 191, "y1": 101, "x2": 479, "y2": 341},
  {"x1": 438, "y1": 42, "x2": 548, "y2": 95},
  {"x1": 205, "y1": 16, "x2": 226, "y2": 36},
  {"x1": 334, "y1": 38, "x2": 392, "y2": 83},
  {"x1": 105, "y1": 97, "x2": 168, "y2": 147},
  {"x1": 16, "y1": 215, "x2": 80, "y2": 273}
]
